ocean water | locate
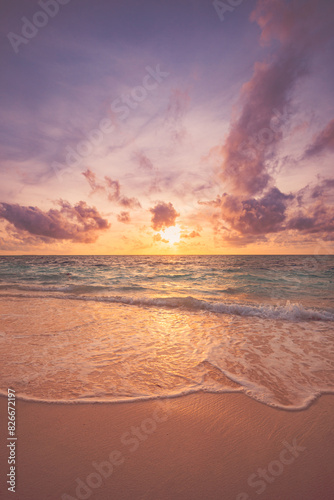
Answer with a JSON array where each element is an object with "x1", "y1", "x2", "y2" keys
[{"x1": 0, "y1": 255, "x2": 333, "y2": 409}]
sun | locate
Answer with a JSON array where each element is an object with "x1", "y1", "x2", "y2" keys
[{"x1": 159, "y1": 225, "x2": 181, "y2": 244}]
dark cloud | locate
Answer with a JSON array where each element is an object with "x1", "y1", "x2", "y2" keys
[
  {"x1": 117, "y1": 211, "x2": 130, "y2": 224},
  {"x1": 83, "y1": 169, "x2": 141, "y2": 209},
  {"x1": 219, "y1": 188, "x2": 293, "y2": 236},
  {"x1": 201, "y1": 178, "x2": 334, "y2": 246},
  {"x1": 304, "y1": 119, "x2": 334, "y2": 158},
  {"x1": 310, "y1": 179, "x2": 334, "y2": 199},
  {"x1": 149, "y1": 202, "x2": 179, "y2": 231},
  {"x1": 0, "y1": 201, "x2": 110, "y2": 243}
]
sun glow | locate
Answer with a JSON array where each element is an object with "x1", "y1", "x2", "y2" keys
[{"x1": 159, "y1": 225, "x2": 181, "y2": 244}]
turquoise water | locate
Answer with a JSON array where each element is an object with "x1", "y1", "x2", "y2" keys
[
  {"x1": 0, "y1": 255, "x2": 333, "y2": 318},
  {"x1": 0, "y1": 255, "x2": 333, "y2": 409}
]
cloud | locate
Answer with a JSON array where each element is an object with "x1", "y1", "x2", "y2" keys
[
  {"x1": 287, "y1": 209, "x2": 334, "y2": 234},
  {"x1": 310, "y1": 179, "x2": 334, "y2": 199},
  {"x1": 0, "y1": 200, "x2": 110, "y2": 243},
  {"x1": 165, "y1": 88, "x2": 190, "y2": 144},
  {"x1": 132, "y1": 150, "x2": 154, "y2": 171},
  {"x1": 182, "y1": 230, "x2": 200, "y2": 239},
  {"x1": 166, "y1": 88, "x2": 190, "y2": 123},
  {"x1": 201, "y1": 179, "x2": 334, "y2": 246},
  {"x1": 117, "y1": 211, "x2": 130, "y2": 223},
  {"x1": 197, "y1": 0, "x2": 334, "y2": 248},
  {"x1": 149, "y1": 202, "x2": 180, "y2": 231},
  {"x1": 83, "y1": 169, "x2": 141, "y2": 209},
  {"x1": 218, "y1": 188, "x2": 293, "y2": 236},
  {"x1": 304, "y1": 119, "x2": 334, "y2": 158},
  {"x1": 218, "y1": 0, "x2": 333, "y2": 197},
  {"x1": 153, "y1": 233, "x2": 168, "y2": 244},
  {"x1": 287, "y1": 178, "x2": 334, "y2": 235},
  {"x1": 82, "y1": 169, "x2": 105, "y2": 194}
]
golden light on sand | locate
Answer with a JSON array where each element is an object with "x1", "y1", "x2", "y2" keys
[{"x1": 159, "y1": 225, "x2": 181, "y2": 244}]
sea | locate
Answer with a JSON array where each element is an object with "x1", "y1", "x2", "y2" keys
[{"x1": 0, "y1": 255, "x2": 333, "y2": 410}]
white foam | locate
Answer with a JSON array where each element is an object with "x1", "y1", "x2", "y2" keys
[{"x1": 72, "y1": 294, "x2": 334, "y2": 321}]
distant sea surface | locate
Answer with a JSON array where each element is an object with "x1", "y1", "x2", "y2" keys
[{"x1": 0, "y1": 255, "x2": 333, "y2": 409}]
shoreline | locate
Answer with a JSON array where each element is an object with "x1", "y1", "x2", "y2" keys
[
  {"x1": 1, "y1": 392, "x2": 333, "y2": 500},
  {"x1": 1, "y1": 388, "x2": 334, "y2": 411}
]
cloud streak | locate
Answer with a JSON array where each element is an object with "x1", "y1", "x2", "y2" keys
[
  {"x1": 83, "y1": 169, "x2": 141, "y2": 209},
  {"x1": 219, "y1": 0, "x2": 333, "y2": 197}
]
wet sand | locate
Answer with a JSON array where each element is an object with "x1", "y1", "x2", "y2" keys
[{"x1": 0, "y1": 393, "x2": 333, "y2": 500}]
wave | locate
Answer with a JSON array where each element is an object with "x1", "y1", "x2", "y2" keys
[
  {"x1": 0, "y1": 386, "x2": 332, "y2": 411},
  {"x1": 72, "y1": 294, "x2": 334, "y2": 321},
  {"x1": 1, "y1": 284, "x2": 333, "y2": 321}
]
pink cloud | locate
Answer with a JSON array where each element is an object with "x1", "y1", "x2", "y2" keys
[
  {"x1": 83, "y1": 169, "x2": 141, "y2": 209},
  {"x1": 305, "y1": 119, "x2": 334, "y2": 158},
  {"x1": 165, "y1": 88, "x2": 190, "y2": 144}
]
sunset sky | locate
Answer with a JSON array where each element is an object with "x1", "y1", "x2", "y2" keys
[{"x1": 0, "y1": 0, "x2": 333, "y2": 255}]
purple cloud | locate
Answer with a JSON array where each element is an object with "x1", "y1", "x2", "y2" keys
[
  {"x1": 0, "y1": 200, "x2": 110, "y2": 243},
  {"x1": 149, "y1": 202, "x2": 180, "y2": 231},
  {"x1": 83, "y1": 169, "x2": 141, "y2": 209},
  {"x1": 132, "y1": 151, "x2": 154, "y2": 171},
  {"x1": 165, "y1": 88, "x2": 190, "y2": 144},
  {"x1": 182, "y1": 230, "x2": 201, "y2": 239},
  {"x1": 117, "y1": 211, "x2": 131, "y2": 224},
  {"x1": 218, "y1": 0, "x2": 334, "y2": 197}
]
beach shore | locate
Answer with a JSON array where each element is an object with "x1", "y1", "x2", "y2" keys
[{"x1": 0, "y1": 393, "x2": 333, "y2": 500}]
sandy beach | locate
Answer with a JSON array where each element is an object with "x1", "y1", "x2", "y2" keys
[{"x1": 1, "y1": 393, "x2": 333, "y2": 500}]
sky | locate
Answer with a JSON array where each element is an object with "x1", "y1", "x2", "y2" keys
[{"x1": 0, "y1": 0, "x2": 333, "y2": 255}]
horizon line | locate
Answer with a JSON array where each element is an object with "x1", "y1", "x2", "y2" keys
[{"x1": 0, "y1": 254, "x2": 333, "y2": 257}]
